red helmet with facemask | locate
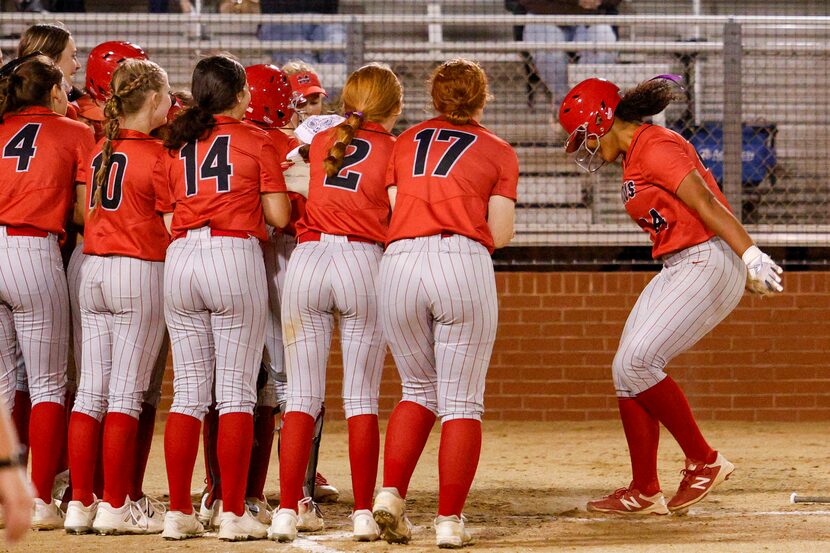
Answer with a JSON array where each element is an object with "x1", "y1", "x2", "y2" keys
[
  {"x1": 559, "y1": 78, "x2": 621, "y2": 153},
  {"x1": 245, "y1": 64, "x2": 294, "y2": 127},
  {"x1": 86, "y1": 41, "x2": 148, "y2": 102}
]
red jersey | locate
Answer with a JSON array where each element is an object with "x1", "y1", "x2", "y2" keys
[
  {"x1": 298, "y1": 121, "x2": 395, "y2": 243},
  {"x1": 0, "y1": 106, "x2": 95, "y2": 237},
  {"x1": 261, "y1": 126, "x2": 306, "y2": 236},
  {"x1": 163, "y1": 115, "x2": 288, "y2": 241},
  {"x1": 82, "y1": 129, "x2": 172, "y2": 261},
  {"x1": 385, "y1": 116, "x2": 519, "y2": 252},
  {"x1": 621, "y1": 124, "x2": 732, "y2": 259}
]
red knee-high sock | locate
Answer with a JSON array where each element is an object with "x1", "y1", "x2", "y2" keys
[
  {"x1": 164, "y1": 413, "x2": 202, "y2": 513},
  {"x1": 93, "y1": 427, "x2": 105, "y2": 500},
  {"x1": 67, "y1": 412, "x2": 99, "y2": 506},
  {"x1": 131, "y1": 403, "x2": 157, "y2": 500},
  {"x1": 279, "y1": 412, "x2": 315, "y2": 512},
  {"x1": 56, "y1": 390, "x2": 75, "y2": 476},
  {"x1": 246, "y1": 406, "x2": 276, "y2": 500},
  {"x1": 348, "y1": 414, "x2": 379, "y2": 511},
  {"x1": 382, "y1": 401, "x2": 436, "y2": 498},
  {"x1": 202, "y1": 406, "x2": 221, "y2": 503},
  {"x1": 437, "y1": 419, "x2": 482, "y2": 517},
  {"x1": 11, "y1": 391, "x2": 31, "y2": 464},
  {"x1": 636, "y1": 376, "x2": 716, "y2": 464},
  {"x1": 217, "y1": 412, "x2": 254, "y2": 516},
  {"x1": 618, "y1": 398, "x2": 661, "y2": 495},
  {"x1": 102, "y1": 413, "x2": 139, "y2": 508},
  {"x1": 30, "y1": 402, "x2": 67, "y2": 502}
]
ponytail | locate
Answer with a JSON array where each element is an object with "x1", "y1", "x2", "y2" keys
[
  {"x1": 324, "y1": 111, "x2": 363, "y2": 177},
  {"x1": 430, "y1": 58, "x2": 490, "y2": 125},
  {"x1": 615, "y1": 79, "x2": 684, "y2": 123},
  {"x1": 0, "y1": 54, "x2": 62, "y2": 122},
  {"x1": 163, "y1": 105, "x2": 216, "y2": 150}
]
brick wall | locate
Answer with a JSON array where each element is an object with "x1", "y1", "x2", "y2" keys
[{"x1": 159, "y1": 272, "x2": 830, "y2": 422}]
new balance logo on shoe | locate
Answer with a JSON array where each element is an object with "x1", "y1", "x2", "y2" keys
[
  {"x1": 690, "y1": 476, "x2": 711, "y2": 490},
  {"x1": 619, "y1": 496, "x2": 642, "y2": 510}
]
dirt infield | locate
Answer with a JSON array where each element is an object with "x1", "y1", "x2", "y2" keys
[{"x1": 12, "y1": 420, "x2": 830, "y2": 552}]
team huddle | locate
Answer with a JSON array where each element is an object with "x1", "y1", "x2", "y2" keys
[{"x1": 0, "y1": 19, "x2": 784, "y2": 551}]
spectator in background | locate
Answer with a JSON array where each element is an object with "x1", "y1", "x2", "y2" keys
[
  {"x1": 257, "y1": 0, "x2": 345, "y2": 65},
  {"x1": 149, "y1": 0, "x2": 193, "y2": 13},
  {"x1": 516, "y1": 0, "x2": 621, "y2": 110}
]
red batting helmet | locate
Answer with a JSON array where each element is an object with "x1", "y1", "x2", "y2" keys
[
  {"x1": 558, "y1": 78, "x2": 621, "y2": 153},
  {"x1": 245, "y1": 64, "x2": 294, "y2": 127},
  {"x1": 85, "y1": 41, "x2": 148, "y2": 102}
]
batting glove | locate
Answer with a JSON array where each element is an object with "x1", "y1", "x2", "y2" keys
[{"x1": 742, "y1": 245, "x2": 783, "y2": 295}]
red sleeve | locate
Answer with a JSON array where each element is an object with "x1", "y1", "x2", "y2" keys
[
  {"x1": 260, "y1": 138, "x2": 288, "y2": 193},
  {"x1": 152, "y1": 154, "x2": 174, "y2": 213},
  {"x1": 75, "y1": 128, "x2": 96, "y2": 184},
  {"x1": 638, "y1": 136, "x2": 697, "y2": 193},
  {"x1": 491, "y1": 143, "x2": 519, "y2": 201}
]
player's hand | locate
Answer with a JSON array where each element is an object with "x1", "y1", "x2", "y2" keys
[
  {"x1": 579, "y1": 0, "x2": 603, "y2": 10},
  {"x1": 0, "y1": 467, "x2": 34, "y2": 543},
  {"x1": 742, "y1": 245, "x2": 783, "y2": 295}
]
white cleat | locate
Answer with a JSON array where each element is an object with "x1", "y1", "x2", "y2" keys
[
  {"x1": 131, "y1": 495, "x2": 165, "y2": 534},
  {"x1": 162, "y1": 510, "x2": 205, "y2": 540},
  {"x1": 268, "y1": 508, "x2": 298, "y2": 542},
  {"x1": 372, "y1": 487, "x2": 413, "y2": 544},
  {"x1": 92, "y1": 501, "x2": 142, "y2": 535},
  {"x1": 435, "y1": 515, "x2": 473, "y2": 549},
  {"x1": 245, "y1": 496, "x2": 272, "y2": 525},
  {"x1": 312, "y1": 473, "x2": 339, "y2": 503},
  {"x1": 64, "y1": 500, "x2": 98, "y2": 534},
  {"x1": 351, "y1": 509, "x2": 380, "y2": 542},
  {"x1": 296, "y1": 497, "x2": 324, "y2": 532},
  {"x1": 51, "y1": 470, "x2": 71, "y2": 507},
  {"x1": 33, "y1": 498, "x2": 65, "y2": 531},
  {"x1": 218, "y1": 509, "x2": 268, "y2": 541},
  {"x1": 197, "y1": 493, "x2": 222, "y2": 530}
]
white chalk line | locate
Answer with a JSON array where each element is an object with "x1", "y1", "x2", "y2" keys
[{"x1": 289, "y1": 531, "x2": 352, "y2": 553}]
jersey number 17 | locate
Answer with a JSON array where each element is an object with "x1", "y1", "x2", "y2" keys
[{"x1": 412, "y1": 128, "x2": 477, "y2": 177}]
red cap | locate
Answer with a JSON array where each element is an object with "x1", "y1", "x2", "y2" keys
[
  {"x1": 75, "y1": 95, "x2": 104, "y2": 122},
  {"x1": 559, "y1": 78, "x2": 621, "y2": 153},
  {"x1": 288, "y1": 70, "x2": 327, "y2": 99}
]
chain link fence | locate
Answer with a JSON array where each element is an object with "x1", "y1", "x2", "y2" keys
[{"x1": 1, "y1": 1, "x2": 827, "y2": 252}]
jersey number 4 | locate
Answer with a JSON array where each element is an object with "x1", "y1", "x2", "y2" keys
[
  {"x1": 181, "y1": 136, "x2": 233, "y2": 197},
  {"x1": 324, "y1": 138, "x2": 371, "y2": 192},
  {"x1": 640, "y1": 208, "x2": 669, "y2": 234},
  {"x1": 412, "y1": 128, "x2": 477, "y2": 177},
  {"x1": 89, "y1": 152, "x2": 128, "y2": 210},
  {"x1": 3, "y1": 123, "x2": 41, "y2": 172}
]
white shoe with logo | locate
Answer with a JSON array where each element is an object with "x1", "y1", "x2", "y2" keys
[
  {"x1": 162, "y1": 510, "x2": 205, "y2": 540},
  {"x1": 197, "y1": 493, "x2": 222, "y2": 530},
  {"x1": 245, "y1": 496, "x2": 272, "y2": 525},
  {"x1": 92, "y1": 501, "x2": 140, "y2": 535},
  {"x1": 268, "y1": 508, "x2": 298, "y2": 542},
  {"x1": 64, "y1": 499, "x2": 98, "y2": 534},
  {"x1": 218, "y1": 509, "x2": 268, "y2": 541},
  {"x1": 435, "y1": 514, "x2": 473, "y2": 549},
  {"x1": 296, "y1": 497, "x2": 324, "y2": 532},
  {"x1": 351, "y1": 509, "x2": 380, "y2": 541},
  {"x1": 33, "y1": 498, "x2": 64, "y2": 530},
  {"x1": 131, "y1": 495, "x2": 165, "y2": 534},
  {"x1": 372, "y1": 487, "x2": 413, "y2": 544}
]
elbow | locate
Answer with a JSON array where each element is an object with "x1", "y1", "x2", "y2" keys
[
  {"x1": 492, "y1": 227, "x2": 515, "y2": 250},
  {"x1": 266, "y1": 195, "x2": 292, "y2": 229}
]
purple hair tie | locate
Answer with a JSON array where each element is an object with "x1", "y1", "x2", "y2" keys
[
  {"x1": 650, "y1": 74, "x2": 686, "y2": 91},
  {"x1": 345, "y1": 111, "x2": 364, "y2": 119}
]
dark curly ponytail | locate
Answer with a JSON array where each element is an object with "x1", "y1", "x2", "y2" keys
[{"x1": 615, "y1": 79, "x2": 684, "y2": 123}]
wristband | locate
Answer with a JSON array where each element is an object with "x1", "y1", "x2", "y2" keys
[
  {"x1": 0, "y1": 451, "x2": 24, "y2": 470},
  {"x1": 741, "y1": 245, "x2": 763, "y2": 267}
]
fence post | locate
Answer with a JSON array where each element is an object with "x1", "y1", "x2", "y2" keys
[
  {"x1": 722, "y1": 18, "x2": 743, "y2": 220},
  {"x1": 346, "y1": 16, "x2": 365, "y2": 75}
]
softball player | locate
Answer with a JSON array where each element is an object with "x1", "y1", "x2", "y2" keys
[
  {"x1": 0, "y1": 54, "x2": 95, "y2": 529},
  {"x1": 160, "y1": 55, "x2": 290, "y2": 542},
  {"x1": 371, "y1": 58, "x2": 518, "y2": 548},
  {"x1": 63, "y1": 59, "x2": 172, "y2": 535},
  {"x1": 269, "y1": 63, "x2": 403, "y2": 543},
  {"x1": 558, "y1": 77, "x2": 783, "y2": 515}
]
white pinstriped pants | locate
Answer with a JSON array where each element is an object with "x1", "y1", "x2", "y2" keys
[
  {"x1": 613, "y1": 237, "x2": 746, "y2": 398},
  {"x1": 379, "y1": 235, "x2": 499, "y2": 422},
  {"x1": 66, "y1": 242, "x2": 86, "y2": 392},
  {"x1": 260, "y1": 230, "x2": 296, "y2": 409},
  {"x1": 0, "y1": 229, "x2": 69, "y2": 409},
  {"x1": 281, "y1": 236, "x2": 386, "y2": 419},
  {"x1": 164, "y1": 228, "x2": 268, "y2": 419},
  {"x1": 74, "y1": 255, "x2": 166, "y2": 421}
]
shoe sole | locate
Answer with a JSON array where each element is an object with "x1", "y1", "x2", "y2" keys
[
  {"x1": 587, "y1": 505, "x2": 669, "y2": 516},
  {"x1": 219, "y1": 534, "x2": 266, "y2": 541},
  {"x1": 162, "y1": 531, "x2": 204, "y2": 540},
  {"x1": 668, "y1": 466, "x2": 735, "y2": 514},
  {"x1": 373, "y1": 509, "x2": 410, "y2": 544},
  {"x1": 64, "y1": 527, "x2": 92, "y2": 535},
  {"x1": 354, "y1": 533, "x2": 380, "y2": 542},
  {"x1": 268, "y1": 532, "x2": 296, "y2": 542}
]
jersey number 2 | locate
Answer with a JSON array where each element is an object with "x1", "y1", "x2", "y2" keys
[
  {"x1": 3, "y1": 123, "x2": 41, "y2": 172},
  {"x1": 89, "y1": 152, "x2": 128, "y2": 210},
  {"x1": 181, "y1": 135, "x2": 233, "y2": 197},
  {"x1": 323, "y1": 138, "x2": 371, "y2": 192},
  {"x1": 412, "y1": 128, "x2": 477, "y2": 177}
]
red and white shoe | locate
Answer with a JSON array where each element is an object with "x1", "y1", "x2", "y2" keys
[
  {"x1": 668, "y1": 452, "x2": 734, "y2": 513},
  {"x1": 587, "y1": 487, "x2": 669, "y2": 515},
  {"x1": 313, "y1": 473, "x2": 339, "y2": 503}
]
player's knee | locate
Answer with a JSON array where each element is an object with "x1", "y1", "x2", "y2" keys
[
  {"x1": 612, "y1": 344, "x2": 667, "y2": 396},
  {"x1": 438, "y1": 396, "x2": 483, "y2": 422},
  {"x1": 107, "y1": 392, "x2": 144, "y2": 419},
  {"x1": 284, "y1": 396, "x2": 322, "y2": 419},
  {"x1": 343, "y1": 396, "x2": 378, "y2": 419}
]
